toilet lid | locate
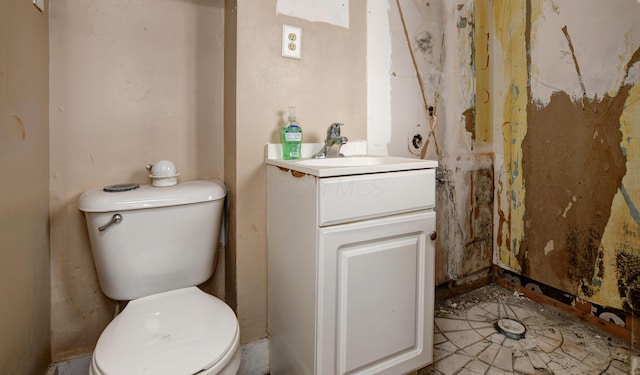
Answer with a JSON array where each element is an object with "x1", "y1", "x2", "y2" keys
[{"x1": 94, "y1": 287, "x2": 239, "y2": 375}]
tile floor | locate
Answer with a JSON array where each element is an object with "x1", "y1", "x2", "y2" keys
[{"x1": 419, "y1": 284, "x2": 639, "y2": 375}]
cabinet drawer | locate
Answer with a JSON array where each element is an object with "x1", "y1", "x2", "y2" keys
[{"x1": 317, "y1": 169, "x2": 435, "y2": 227}]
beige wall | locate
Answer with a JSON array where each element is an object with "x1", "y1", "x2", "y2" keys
[
  {"x1": 49, "y1": 0, "x2": 225, "y2": 360},
  {"x1": 227, "y1": 0, "x2": 368, "y2": 343},
  {"x1": 48, "y1": 0, "x2": 366, "y2": 360},
  {"x1": 0, "y1": 0, "x2": 51, "y2": 373}
]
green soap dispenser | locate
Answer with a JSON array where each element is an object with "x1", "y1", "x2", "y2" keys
[{"x1": 281, "y1": 107, "x2": 303, "y2": 160}]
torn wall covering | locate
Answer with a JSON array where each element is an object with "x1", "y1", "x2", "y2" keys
[
  {"x1": 492, "y1": 0, "x2": 640, "y2": 316},
  {"x1": 372, "y1": 0, "x2": 640, "y2": 319},
  {"x1": 276, "y1": 0, "x2": 349, "y2": 28},
  {"x1": 376, "y1": 0, "x2": 494, "y2": 285},
  {"x1": 435, "y1": 0, "x2": 495, "y2": 286}
]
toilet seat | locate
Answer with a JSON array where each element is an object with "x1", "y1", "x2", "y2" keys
[{"x1": 92, "y1": 287, "x2": 239, "y2": 375}]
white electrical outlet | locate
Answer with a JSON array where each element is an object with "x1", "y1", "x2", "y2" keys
[{"x1": 282, "y1": 25, "x2": 301, "y2": 60}]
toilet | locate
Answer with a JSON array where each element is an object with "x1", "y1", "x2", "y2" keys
[{"x1": 79, "y1": 179, "x2": 240, "y2": 375}]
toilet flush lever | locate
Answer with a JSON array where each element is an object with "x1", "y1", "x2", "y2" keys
[{"x1": 99, "y1": 214, "x2": 122, "y2": 232}]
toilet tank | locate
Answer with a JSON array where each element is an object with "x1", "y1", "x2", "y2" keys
[{"x1": 78, "y1": 180, "x2": 226, "y2": 301}]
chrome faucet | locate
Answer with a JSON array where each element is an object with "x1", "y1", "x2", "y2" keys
[{"x1": 313, "y1": 123, "x2": 348, "y2": 158}]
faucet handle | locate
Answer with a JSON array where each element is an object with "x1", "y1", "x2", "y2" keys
[{"x1": 328, "y1": 122, "x2": 343, "y2": 138}]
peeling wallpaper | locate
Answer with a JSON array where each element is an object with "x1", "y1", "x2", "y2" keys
[
  {"x1": 491, "y1": 0, "x2": 640, "y2": 316},
  {"x1": 606, "y1": 83, "x2": 640, "y2": 313},
  {"x1": 276, "y1": 0, "x2": 349, "y2": 28},
  {"x1": 529, "y1": 0, "x2": 640, "y2": 106},
  {"x1": 369, "y1": 0, "x2": 495, "y2": 286},
  {"x1": 492, "y1": 0, "x2": 528, "y2": 273},
  {"x1": 369, "y1": 0, "x2": 640, "y2": 318}
]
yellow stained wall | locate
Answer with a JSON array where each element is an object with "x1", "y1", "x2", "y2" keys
[
  {"x1": 491, "y1": 0, "x2": 528, "y2": 272},
  {"x1": 0, "y1": 0, "x2": 51, "y2": 373},
  {"x1": 474, "y1": 0, "x2": 491, "y2": 147},
  {"x1": 592, "y1": 81, "x2": 640, "y2": 310},
  {"x1": 491, "y1": 0, "x2": 640, "y2": 317}
]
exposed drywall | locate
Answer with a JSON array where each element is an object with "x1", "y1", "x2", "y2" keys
[
  {"x1": 367, "y1": 0, "x2": 496, "y2": 286},
  {"x1": 0, "y1": 0, "x2": 51, "y2": 373},
  {"x1": 276, "y1": 0, "x2": 349, "y2": 28},
  {"x1": 460, "y1": 167, "x2": 494, "y2": 277},
  {"x1": 389, "y1": 0, "x2": 445, "y2": 161},
  {"x1": 366, "y1": 1, "x2": 393, "y2": 156},
  {"x1": 49, "y1": 0, "x2": 225, "y2": 360},
  {"x1": 521, "y1": 87, "x2": 631, "y2": 294}
]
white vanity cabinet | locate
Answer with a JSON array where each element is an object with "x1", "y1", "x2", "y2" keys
[{"x1": 267, "y1": 162, "x2": 436, "y2": 375}]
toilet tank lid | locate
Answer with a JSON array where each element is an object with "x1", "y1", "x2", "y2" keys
[{"x1": 78, "y1": 179, "x2": 226, "y2": 213}]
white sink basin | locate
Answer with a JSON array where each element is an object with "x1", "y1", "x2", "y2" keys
[{"x1": 267, "y1": 154, "x2": 438, "y2": 177}]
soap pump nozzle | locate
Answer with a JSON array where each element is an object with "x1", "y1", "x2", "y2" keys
[{"x1": 287, "y1": 107, "x2": 297, "y2": 124}]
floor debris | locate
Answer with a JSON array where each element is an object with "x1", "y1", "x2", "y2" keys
[{"x1": 419, "y1": 284, "x2": 639, "y2": 374}]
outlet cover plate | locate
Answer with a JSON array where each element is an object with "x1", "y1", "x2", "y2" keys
[{"x1": 282, "y1": 25, "x2": 301, "y2": 59}]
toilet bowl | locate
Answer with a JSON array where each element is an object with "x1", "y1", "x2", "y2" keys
[
  {"x1": 89, "y1": 288, "x2": 240, "y2": 375},
  {"x1": 79, "y1": 178, "x2": 238, "y2": 375}
]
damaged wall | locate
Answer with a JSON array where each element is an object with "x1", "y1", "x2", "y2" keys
[
  {"x1": 491, "y1": 0, "x2": 640, "y2": 319},
  {"x1": 369, "y1": 0, "x2": 640, "y2": 324},
  {"x1": 368, "y1": 0, "x2": 495, "y2": 286}
]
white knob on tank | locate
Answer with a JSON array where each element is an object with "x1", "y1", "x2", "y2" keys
[{"x1": 147, "y1": 160, "x2": 179, "y2": 187}]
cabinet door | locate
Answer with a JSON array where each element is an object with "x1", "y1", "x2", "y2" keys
[{"x1": 317, "y1": 211, "x2": 435, "y2": 375}]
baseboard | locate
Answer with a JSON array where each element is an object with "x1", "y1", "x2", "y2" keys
[
  {"x1": 46, "y1": 355, "x2": 91, "y2": 375},
  {"x1": 46, "y1": 338, "x2": 270, "y2": 375},
  {"x1": 494, "y1": 267, "x2": 640, "y2": 347},
  {"x1": 238, "y1": 337, "x2": 270, "y2": 375}
]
